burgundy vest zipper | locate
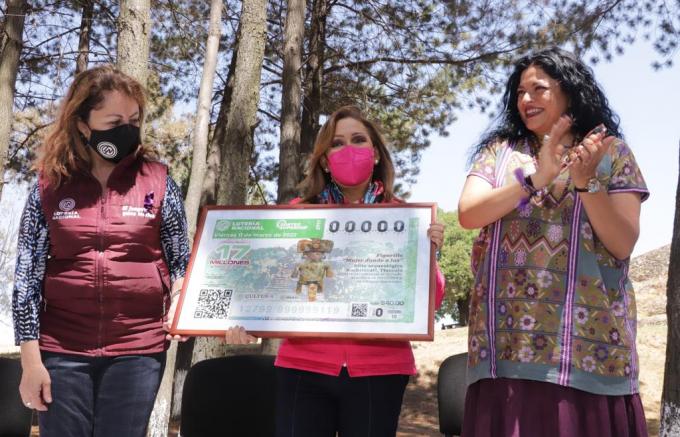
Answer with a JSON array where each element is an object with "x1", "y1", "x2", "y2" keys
[{"x1": 96, "y1": 191, "x2": 107, "y2": 355}]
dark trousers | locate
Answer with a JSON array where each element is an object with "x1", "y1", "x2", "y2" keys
[
  {"x1": 38, "y1": 351, "x2": 166, "y2": 437},
  {"x1": 275, "y1": 366, "x2": 409, "y2": 437}
]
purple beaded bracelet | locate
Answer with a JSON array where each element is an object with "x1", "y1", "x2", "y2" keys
[{"x1": 514, "y1": 168, "x2": 537, "y2": 207}]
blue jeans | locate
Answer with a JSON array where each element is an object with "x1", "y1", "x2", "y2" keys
[{"x1": 38, "y1": 351, "x2": 166, "y2": 437}]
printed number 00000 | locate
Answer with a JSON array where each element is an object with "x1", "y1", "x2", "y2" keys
[{"x1": 327, "y1": 220, "x2": 405, "y2": 233}]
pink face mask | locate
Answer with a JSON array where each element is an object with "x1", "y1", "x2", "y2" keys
[{"x1": 326, "y1": 145, "x2": 375, "y2": 186}]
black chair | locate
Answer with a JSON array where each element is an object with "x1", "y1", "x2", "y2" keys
[
  {"x1": 0, "y1": 357, "x2": 32, "y2": 437},
  {"x1": 181, "y1": 354, "x2": 277, "y2": 437},
  {"x1": 437, "y1": 352, "x2": 468, "y2": 437}
]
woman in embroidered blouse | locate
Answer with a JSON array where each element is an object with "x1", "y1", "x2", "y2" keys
[
  {"x1": 458, "y1": 47, "x2": 648, "y2": 436},
  {"x1": 226, "y1": 105, "x2": 446, "y2": 437},
  {"x1": 12, "y1": 65, "x2": 190, "y2": 437}
]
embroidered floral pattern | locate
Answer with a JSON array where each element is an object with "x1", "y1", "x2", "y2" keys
[
  {"x1": 536, "y1": 270, "x2": 553, "y2": 288},
  {"x1": 547, "y1": 224, "x2": 563, "y2": 243},
  {"x1": 514, "y1": 269, "x2": 527, "y2": 286},
  {"x1": 611, "y1": 300, "x2": 625, "y2": 317},
  {"x1": 518, "y1": 203, "x2": 533, "y2": 218},
  {"x1": 533, "y1": 334, "x2": 548, "y2": 350},
  {"x1": 609, "y1": 328, "x2": 621, "y2": 344},
  {"x1": 575, "y1": 307, "x2": 589, "y2": 324},
  {"x1": 498, "y1": 302, "x2": 508, "y2": 315},
  {"x1": 466, "y1": 139, "x2": 648, "y2": 394},
  {"x1": 526, "y1": 219, "x2": 542, "y2": 238},
  {"x1": 470, "y1": 336, "x2": 479, "y2": 352},
  {"x1": 581, "y1": 222, "x2": 593, "y2": 240},
  {"x1": 594, "y1": 345, "x2": 609, "y2": 362},
  {"x1": 519, "y1": 346, "x2": 535, "y2": 362},
  {"x1": 582, "y1": 356, "x2": 597, "y2": 372},
  {"x1": 525, "y1": 282, "x2": 538, "y2": 299},
  {"x1": 520, "y1": 315, "x2": 536, "y2": 330},
  {"x1": 509, "y1": 221, "x2": 522, "y2": 240}
]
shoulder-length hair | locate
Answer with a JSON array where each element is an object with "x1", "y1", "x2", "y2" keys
[
  {"x1": 469, "y1": 46, "x2": 622, "y2": 165},
  {"x1": 37, "y1": 64, "x2": 155, "y2": 187},
  {"x1": 298, "y1": 106, "x2": 396, "y2": 203}
]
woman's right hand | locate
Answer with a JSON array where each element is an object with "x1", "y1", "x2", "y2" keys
[
  {"x1": 19, "y1": 361, "x2": 52, "y2": 411},
  {"x1": 533, "y1": 115, "x2": 573, "y2": 189},
  {"x1": 223, "y1": 326, "x2": 258, "y2": 344}
]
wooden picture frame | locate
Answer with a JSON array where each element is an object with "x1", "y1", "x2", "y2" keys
[{"x1": 171, "y1": 203, "x2": 437, "y2": 341}]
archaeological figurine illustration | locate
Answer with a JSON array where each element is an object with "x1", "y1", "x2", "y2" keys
[{"x1": 291, "y1": 239, "x2": 334, "y2": 301}]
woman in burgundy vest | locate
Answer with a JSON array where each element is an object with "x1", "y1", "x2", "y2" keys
[
  {"x1": 226, "y1": 106, "x2": 446, "y2": 437},
  {"x1": 12, "y1": 65, "x2": 189, "y2": 437}
]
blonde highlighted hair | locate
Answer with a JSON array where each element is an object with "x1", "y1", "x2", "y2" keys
[
  {"x1": 37, "y1": 65, "x2": 155, "y2": 187},
  {"x1": 298, "y1": 106, "x2": 397, "y2": 203}
]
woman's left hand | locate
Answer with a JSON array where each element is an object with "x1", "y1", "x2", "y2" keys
[
  {"x1": 427, "y1": 223, "x2": 445, "y2": 249},
  {"x1": 569, "y1": 125, "x2": 615, "y2": 187}
]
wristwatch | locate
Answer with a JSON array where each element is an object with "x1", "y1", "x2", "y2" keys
[{"x1": 574, "y1": 177, "x2": 602, "y2": 194}]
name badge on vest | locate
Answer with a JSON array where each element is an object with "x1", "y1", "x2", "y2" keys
[
  {"x1": 52, "y1": 197, "x2": 81, "y2": 220},
  {"x1": 122, "y1": 191, "x2": 157, "y2": 218}
]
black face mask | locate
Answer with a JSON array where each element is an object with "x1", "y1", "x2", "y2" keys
[{"x1": 86, "y1": 124, "x2": 141, "y2": 163}]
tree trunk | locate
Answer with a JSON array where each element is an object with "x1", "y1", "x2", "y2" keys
[
  {"x1": 299, "y1": 0, "x2": 328, "y2": 158},
  {"x1": 76, "y1": 0, "x2": 94, "y2": 74},
  {"x1": 115, "y1": 2, "x2": 162, "y2": 434},
  {"x1": 456, "y1": 295, "x2": 470, "y2": 327},
  {"x1": 155, "y1": 4, "x2": 223, "y2": 427},
  {"x1": 0, "y1": 0, "x2": 27, "y2": 201},
  {"x1": 184, "y1": 0, "x2": 223, "y2": 240},
  {"x1": 146, "y1": 342, "x2": 176, "y2": 437},
  {"x1": 660, "y1": 143, "x2": 680, "y2": 436},
  {"x1": 171, "y1": 26, "x2": 242, "y2": 426},
  {"x1": 116, "y1": 0, "x2": 151, "y2": 86},
  {"x1": 276, "y1": 0, "x2": 305, "y2": 203},
  {"x1": 201, "y1": 28, "x2": 240, "y2": 207},
  {"x1": 215, "y1": 0, "x2": 267, "y2": 206},
  {"x1": 193, "y1": 0, "x2": 269, "y2": 365}
]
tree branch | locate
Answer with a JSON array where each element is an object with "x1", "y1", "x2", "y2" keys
[
  {"x1": 323, "y1": 48, "x2": 518, "y2": 74},
  {"x1": 29, "y1": 26, "x2": 81, "y2": 50},
  {"x1": 260, "y1": 79, "x2": 282, "y2": 87},
  {"x1": 258, "y1": 108, "x2": 280, "y2": 123},
  {"x1": 8, "y1": 122, "x2": 53, "y2": 162},
  {"x1": 261, "y1": 62, "x2": 283, "y2": 76}
]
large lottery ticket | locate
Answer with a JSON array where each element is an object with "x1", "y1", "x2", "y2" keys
[{"x1": 172, "y1": 204, "x2": 437, "y2": 340}]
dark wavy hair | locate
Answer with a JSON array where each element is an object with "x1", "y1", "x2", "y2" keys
[{"x1": 469, "y1": 47, "x2": 622, "y2": 164}]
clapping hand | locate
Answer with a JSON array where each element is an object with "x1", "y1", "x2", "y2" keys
[
  {"x1": 532, "y1": 115, "x2": 573, "y2": 189},
  {"x1": 567, "y1": 124, "x2": 614, "y2": 188}
]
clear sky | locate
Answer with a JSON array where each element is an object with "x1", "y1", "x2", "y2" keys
[{"x1": 409, "y1": 40, "x2": 680, "y2": 257}]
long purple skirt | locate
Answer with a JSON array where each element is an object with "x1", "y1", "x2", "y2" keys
[{"x1": 461, "y1": 378, "x2": 648, "y2": 437}]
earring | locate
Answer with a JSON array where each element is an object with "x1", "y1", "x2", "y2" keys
[
  {"x1": 374, "y1": 159, "x2": 379, "y2": 165},
  {"x1": 323, "y1": 167, "x2": 330, "y2": 173}
]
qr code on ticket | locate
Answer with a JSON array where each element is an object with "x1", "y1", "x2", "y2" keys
[
  {"x1": 194, "y1": 288, "x2": 232, "y2": 319},
  {"x1": 351, "y1": 303, "x2": 368, "y2": 318}
]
